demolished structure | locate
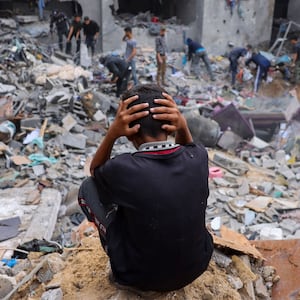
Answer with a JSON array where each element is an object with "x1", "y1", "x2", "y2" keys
[{"x1": 0, "y1": 2, "x2": 300, "y2": 300}]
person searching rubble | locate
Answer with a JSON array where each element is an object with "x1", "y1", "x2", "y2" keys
[
  {"x1": 78, "y1": 84, "x2": 213, "y2": 294},
  {"x1": 66, "y1": 14, "x2": 82, "y2": 55},
  {"x1": 186, "y1": 37, "x2": 216, "y2": 81},
  {"x1": 245, "y1": 49, "x2": 271, "y2": 93},
  {"x1": 228, "y1": 44, "x2": 252, "y2": 88},
  {"x1": 99, "y1": 55, "x2": 132, "y2": 97},
  {"x1": 83, "y1": 16, "x2": 100, "y2": 57},
  {"x1": 50, "y1": 9, "x2": 69, "y2": 52},
  {"x1": 290, "y1": 35, "x2": 300, "y2": 85}
]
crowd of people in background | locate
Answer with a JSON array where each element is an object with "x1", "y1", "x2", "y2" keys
[{"x1": 48, "y1": 8, "x2": 300, "y2": 97}]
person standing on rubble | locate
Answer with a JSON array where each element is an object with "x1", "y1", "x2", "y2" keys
[
  {"x1": 245, "y1": 51, "x2": 271, "y2": 93},
  {"x1": 50, "y1": 10, "x2": 69, "y2": 52},
  {"x1": 99, "y1": 55, "x2": 131, "y2": 97},
  {"x1": 290, "y1": 36, "x2": 300, "y2": 84},
  {"x1": 155, "y1": 26, "x2": 169, "y2": 86},
  {"x1": 186, "y1": 38, "x2": 215, "y2": 81},
  {"x1": 66, "y1": 14, "x2": 82, "y2": 55},
  {"x1": 82, "y1": 16, "x2": 100, "y2": 57},
  {"x1": 78, "y1": 84, "x2": 213, "y2": 293},
  {"x1": 123, "y1": 26, "x2": 138, "y2": 85},
  {"x1": 228, "y1": 45, "x2": 251, "y2": 88}
]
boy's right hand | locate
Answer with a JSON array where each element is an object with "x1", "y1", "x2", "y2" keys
[{"x1": 108, "y1": 95, "x2": 149, "y2": 139}]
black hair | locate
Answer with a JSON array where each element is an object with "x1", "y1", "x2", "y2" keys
[
  {"x1": 246, "y1": 44, "x2": 252, "y2": 50},
  {"x1": 124, "y1": 26, "x2": 132, "y2": 33},
  {"x1": 289, "y1": 35, "x2": 298, "y2": 41},
  {"x1": 84, "y1": 16, "x2": 89, "y2": 21},
  {"x1": 121, "y1": 84, "x2": 168, "y2": 138}
]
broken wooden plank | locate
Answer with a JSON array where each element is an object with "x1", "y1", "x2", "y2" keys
[{"x1": 213, "y1": 226, "x2": 264, "y2": 260}]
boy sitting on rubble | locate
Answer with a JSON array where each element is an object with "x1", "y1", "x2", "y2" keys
[{"x1": 78, "y1": 84, "x2": 213, "y2": 293}]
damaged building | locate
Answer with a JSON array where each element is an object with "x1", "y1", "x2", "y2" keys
[{"x1": 74, "y1": 0, "x2": 299, "y2": 54}]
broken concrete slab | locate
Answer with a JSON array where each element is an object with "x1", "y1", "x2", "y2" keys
[
  {"x1": 61, "y1": 132, "x2": 87, "y2": 150},
  {"x1": 23, "y1": 189, "x2": 62, "y2": 242},
  {"x1": 213, "y1": 152, "x2": 249, "y2": 176},
  {"x1": 62, "y1": 113, "x2": 77, "y2": 132}
]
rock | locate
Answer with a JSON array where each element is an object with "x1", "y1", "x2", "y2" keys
[
  {"x1": 62, "y1": 132, "x2": 87, "y2": 149},
  {"x1": 183, "y1": 109, "x2": 220, "y2": 147},
  {"x1": 261, "y1": 156, "x2": 276, "y2": 169},
  {"x1": 275, "y1": 150, "x2": 286, "y2": 165},
  {"x1": 227, "y1": 275, "x2": 243, "y2": 290},
  {"x1": 20, "y1": 117, "x2": 41, "y2": 128},
  {"x1": 0, "y1": 274, "x2": 16, "y2": 298},
  {"x1": 254, "y1": 276, "x2": 270, "y2": 299},
  {"x1": 262, "y1": 266, "x2": 276, "y2": 282},
  {"x1": 237, "y1": 179, "x2": 249, "y2": 196},
  {"x1": 212, "y1": 250, "x2": 232, "y2": 268},
  {"x1": 62, "y1": 113, "x2": 77, "y2": 132},
  {"x1": 277, "y1": 165, "x2": 295, "y2": 180},
  {"x1": 93, "y1": 110, "x2": 107, "y2": 122},
  {"x1": 211, "y1": 216, "x2": 222, "y2": 231},
  {"x1": 217, "y1": 130, "x2": 243, "y2": 151},
  {"x1": 41, "y1": 288, "x2": 63, "y2": 300},
  {"x1": 32, "y1": 165, "x2": 45, "y2": 177},
  {"x1": 0, "y1": 83, "x2": 16, "y2": 94},
  {"x1": 260, "y1": 227, "x2": 283, "y2": 240}
]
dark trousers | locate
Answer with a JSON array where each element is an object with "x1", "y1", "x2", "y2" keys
[
  {"x1": 66, "y1": 34, "x2": 81, "y2": 54},
  {"x1": 116, "y1": 68, "x2": 131, "y2": 97},
  {"x1": 229, "y1": 57, "x2": 238, "y2": 86},
  {"x1": 57, "y1": 29, "x2": 68, "y2": 52},
  {"x1": 78, "y1": 177, "x2": 117, "y2": 250},
  {"x1": 191, "y1": 51, "x2": 215, "y2": 80},
  {"x1": 254, "y1": 65, "x2": 269, "y2": 92},
  {"x1": 86, "y1": 36, "x2": 96, "y2": 56}
]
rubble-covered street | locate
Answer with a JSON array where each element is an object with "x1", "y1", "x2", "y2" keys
[{"x1": 1, "y1": 3, "x2": 300, "y2": 300}]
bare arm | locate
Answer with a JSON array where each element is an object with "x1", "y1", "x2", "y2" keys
[
  {"x1": 90, "y1": 96, "x2": 149, "y2": 175},
  {"x1": 67, "y1": 26, "x2": 74, "y2": 41},
  {"x1": 150, "y1": 93, "x2": 193, "y2": 145},
  {"x1": 127, "y1": 47, "x2": 137, "y2": 62}
]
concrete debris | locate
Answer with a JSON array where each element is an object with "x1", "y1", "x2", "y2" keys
[{"x1": 0, "y1": 8, "x2": 300, "y2": 300}]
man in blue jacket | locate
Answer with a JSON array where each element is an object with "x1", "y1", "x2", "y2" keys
[
  {"x1": 186, "y1": 38, "x2": 215, "y2": 81},
  {"x1": 246, "y1": 51, "x2": 271, "y2": 93}
]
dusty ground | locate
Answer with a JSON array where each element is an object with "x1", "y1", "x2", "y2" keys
[{"x1": 14, "y1": 236, "x2": 243, "y2": 300}]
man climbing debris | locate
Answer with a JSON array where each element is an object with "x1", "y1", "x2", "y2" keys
[
  {"x1": 186, "y1": 38, "x2": 216, "y2": 81},
  {"x1": 78, "y1": 84, "x2": 213, "y2": 293},
  {"x1": 50, "y1": 10, "x2": 69, "y2": 52}
]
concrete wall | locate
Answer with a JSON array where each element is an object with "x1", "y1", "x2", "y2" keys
[
  {"x1": 77, "y1": 0, "x2": 275, "y2": 56},
  {"x1": 200, "y1": 0, "x2": 275, "y2": 55},
  {"x1": 288, "y1": 0, "x2": 300, "y2": 25}
]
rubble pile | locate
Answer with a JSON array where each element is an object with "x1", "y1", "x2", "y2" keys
[{"x1": 0, "y1": 16, "x2": 300, "y2": 300}]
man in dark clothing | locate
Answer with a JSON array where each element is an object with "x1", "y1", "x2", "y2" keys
[
  {"x1": 82, "y1": 16, "x2": 100, "y2": 57},
  {"x1": 66, "y1": 14, "x2": 82, "y2": 54},
  {"x1": 78, "y1": 84, "x2": 213, "y2": 293},
  {"x1": 246, "y1": 52, "x2": 271, "y2": 93},
  {"x1": 186, "y1": 38, "x2": 215, "y2": 81},
  {"x1": 100, "y1": 55, "x2": 131, "y2": 97},
  {"x1": 290, "y1": 36, "x2": 300, "y2": 84},
  {"x1": 228, "y1": 45, "x2": 251, "y2": 87},
  {"x1": 50, "y1": 10, "x2": 69, "y2": 52}
]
